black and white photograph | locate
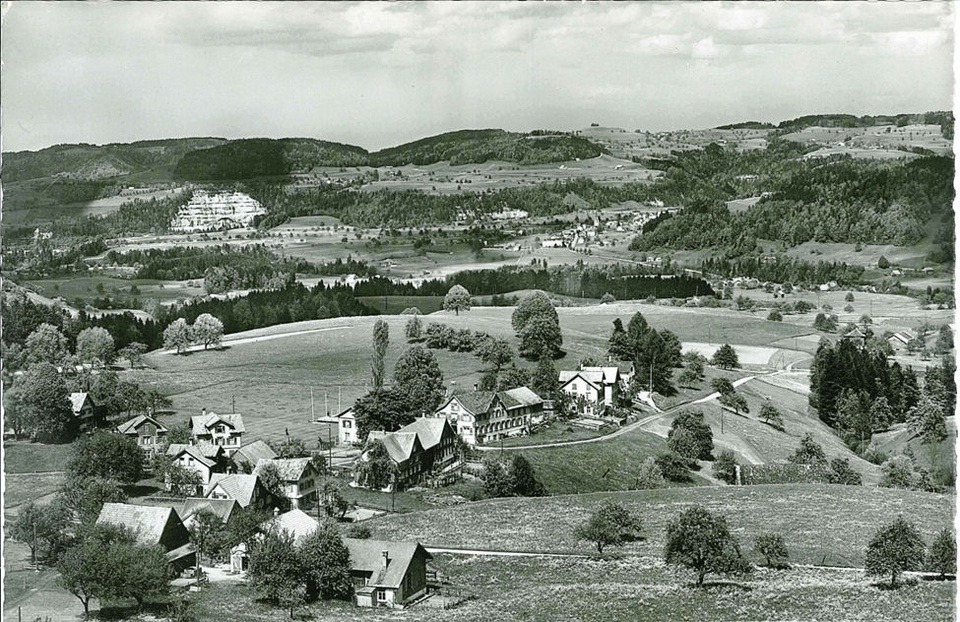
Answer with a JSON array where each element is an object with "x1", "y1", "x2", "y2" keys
[{"x1": 0, "y1": 1, "x2": 956, "y2": 620}]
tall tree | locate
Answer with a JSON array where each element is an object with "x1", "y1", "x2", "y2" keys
[
  {"x1": 57, "y1": 524, "x2": 133, "y2": 615},
  {"x1": 511, "y1": 290, "x2": 557, "y2": 334},
  {"x1": 163, "y1": 318, "x2": 193, "y2": 354},
  {"x1": 393, "y1": 346, "x2": 444, "y2": 415},
  {"x1": 443, "y1": 284, "x2": 472, "y2": 316},
  {"x1": 193, "y1": 313, "x2": 225, "y2": 350},
  {"x1": 865, "y1": 516, "x2": 926, "y2": 588},
  {"x1": 18, "y1": 362, "x2": 75, "y2": 442},
  {"x1": 299, "y1": 520, "x2": 353, "y2": 601},
  {"x1": 67, "y1": 431, "x2": 144, "y2": 484},
  {"x1": 664, "y1": 505, "x2": 752, "y2": 587},
  {"x1": 518, "y1": 313, "x2": 563, "y2": 361},
  {"x1": 75, "y1": 327, "x2": 116, "y2": 367},
  {"x1": 24, "y1": 323, "x2": 70, "y2": 366},
  {"x1": 369, "y1": 319, "x2": 390, "y2": 390},
  {"x1": 710, "y1": 344, "x2": 740, "y2": 370}
]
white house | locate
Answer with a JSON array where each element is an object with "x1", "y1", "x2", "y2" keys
[
  {"x1": 165, "y1": 442, "x2": 226, "y2": 491},
  {"x1": 191, "y1": 411, "x2": 245, "y2": 456},
  {"x1": 558, "y1": 366, "x2": 621, "y2": 416},
  {"x1": 316, "y1": 407, "x2": 359, "y2": 445},
  {"x1": 254, "y1": 458, "x2": 319, "y2": 509}
]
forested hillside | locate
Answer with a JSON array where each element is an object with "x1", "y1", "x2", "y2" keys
[
  {"x1": 173, "y1": 138, "x2": 370, "y2": 180},
  {"x1": 370, "y1": 129, "x2": 607, "y2": 166}
]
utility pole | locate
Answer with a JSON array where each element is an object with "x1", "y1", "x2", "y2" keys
[
  {"x1": 232, "y1": 395, "x2": 236, "y2": 414},
  {"x1": 325, "y1": 392, "x2": 329, "y2": 417},
  {"x1": 311, "y1": 388, "x2": 315, "y2": 422},
  {"x1": 338, "y1": 386, "x2": 342, "y2": 414}
]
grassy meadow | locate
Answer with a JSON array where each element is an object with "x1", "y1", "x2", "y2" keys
[{"x1": 368, "y1": 485, "x2": 954, "y2": 566}]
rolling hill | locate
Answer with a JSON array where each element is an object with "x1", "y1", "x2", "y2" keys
[{"x1": 173, "y1": 137, "x2": 370, "y2": 180}]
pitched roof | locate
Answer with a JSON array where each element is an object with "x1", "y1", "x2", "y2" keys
[
  {"x1": 232, "y1": 440, "x2": 276, "y2": 468},
  {"x1": 254, "y1": 457, "x2": 314, "y2": 482},
  {"x1": 344, "y1": 538, "x2": 432, "y2": 589},
  {"x1": 443, "y1": 391, "x2": 496, "y2": 416},
  {"x1": 206, "y1": 473, "x2": 261, "y2": 507},
  {"x1": 265, "y1": 509, "x2": 319, "y2": 543},
  {"x1": 558, "y1": 370, "x2": 602, "y2": 390},
  {"x1": 499, "y1": 386, "x2": 543, "y2": 409},
  {"x1": 69, "y1": 392, "x2": 91, "y2": 414},
  {"x1": 191, "y1": 412, "x2": 245, "y2": 436},
  {"x1": 166, "y1": 442, "x2": 222, "y2": 468},
  {"x1": 396, "y1": 417, "x2": 448, "y2": 452},
  {"x1": 379, "y1": 432, "x2": 421, "y2": 464},
  {"x1": 889, "y1": 330, "x2": 916, "y2": 344},
  {"x1": 116, "y1": 414, "x2": 168, "y2": 436},
  {"x1": 178, "y1": 497, "x2": 239, "y2": 524},
  {"x1": 96, "y1": 502, "x2": 177, "y2": 546},
  {"x1": 580, "y1": 366, "x2": 620, "y2": 384}
]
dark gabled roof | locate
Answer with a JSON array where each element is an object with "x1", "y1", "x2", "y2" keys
[
  {"x1": 344, "y1": 538, "x2": 432, "y2": 589},
  {"x1": 166, "y1": 442, "x2": 222, "y2": 468},
  {"x1": 232, "y1": 440, "x2": 277, "y2": 468},
  {"x1": 254, "y1": 458, "x2": 314, "y2": 482},
  {"x1": 498, "y1": 386, "x2": 543, "y2": 409},
  {"x1": 96, "y1": 503, "x2": 178, "y2": 546},
  {"x1": 441, "y1": 391, "x2": 496, "y2": 416},
  {"x1": 116, "y1": 414, "x2": 169, "y2": 435}
]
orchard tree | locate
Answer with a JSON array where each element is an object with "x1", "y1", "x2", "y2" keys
[
  {"x1": 118, "y1": 342, "x2": 148, "y2": 368},
  {"x1": 11, "y1": 501, "x2": 72, "y2": 564},
  {"x1": 163, "y1": 318, "x2": 193, "y2": 354},
  {"x1": 635, "y1": 457, "x2": 665, "y2": 489},
  {"x1": 68, "y1": 430, "x2": 144, "y2": 484},
  {"x1": 75, "y1": 327, "x2": 115, "y2": 367},
  {"x1": 443, "y1": 285, "x2": 472, "y2": 316},
  {"x1": 927, "y1": 528, "x2": 956, "y2": 579},
  {"x1": 518, "y1": 313, "x2": 563, "y2": 361},
  {"x1": 370, "y1": 319, "x2": 389, "y2": 390},
  {"x1": 712, "y1": 450, "x2": 738, "y2": 485},
  {"x1": 574, "y1": 501, "x2": 643, "y2": 554},
  {"x1": 767, "y1": 310, "x2": 783, "y2": 322},
  {"x1": 476, "y1": 337, "x2": 514, "y2": 373},
  {"x1": 193, "y1": 313, "x2": 224, "y2": 350},
  {"x1": 299, "y1": 520, "x2": 353, "y2": 601},
  {"x1": 24, "y1": 323, "x2": 70, "y2": 366},
  {"x1": 710, "y1": 344, "x2": 740, "y2": 370},
  {"x1": 759, "y1": 404, "x2": 784, "y2": 429},
  {"x1": 404, "y1": 315, "x2": 423, "y2": 342},
  {"x1": 754, "y1": 533, "x2": 790, "y2": 568},
  {"x1": 788, "y1": 433, "x2": 827, "y2": 466},
  {"x1": 57, "y1": 524, "x2": 132, "y2": 615},
  {"x1": 393, "y1": 346, "x2": 444, "y2": 415},
  {"x1": 59, "y1": 476, "x2": 128, "y2": 524},
  {"x1": 865, "y1": 516, "x2": 926, "y2": 588},
  {"x1": 664, "y1": 506, "x2": 752, "y2": 587}
]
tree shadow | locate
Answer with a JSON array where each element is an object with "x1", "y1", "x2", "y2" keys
[
  {"x1": 870, "y1": 577, "x2": 919, "y2": 590},
  {"x1": 921, "y1": 574, "x2": 956, "y2": 582},
  {"x1": 696, "y1": 580, "x2": 754, "y2": 591}
]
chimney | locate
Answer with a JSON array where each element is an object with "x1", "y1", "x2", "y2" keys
[
  {"x1": 274, "y1": 507, "x2": 280, "y2": 518},
  {"x1": 473, "y1": 383, "x2": 478, "y2": 392},
  {"x1": 201, "y1": 407, "x2": 206, "y2": 417},
  {"x1": 381, "y1": 550, "x2": 389, "y2": 569}
]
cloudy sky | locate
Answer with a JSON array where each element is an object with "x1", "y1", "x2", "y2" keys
[{"x1": 1, "y1": 1, "x2": 954, "y2": 153}]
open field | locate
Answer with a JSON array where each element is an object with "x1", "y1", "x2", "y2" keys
[
  {"x1": 3, "y1": 472, "x2": 65, "y2": 509},
  {"x1": 499, "y1": 421, "x2": 608, "y2": 447},
  {"x1": 369, "y1": 485, "x2": 954, "y2": 565},
  {"x1": 187, "y1": 557, "x2": 954, "y2": 622},
  {"x1": 356, "y1": 295, "x2": 445, "y2": 314},
  {"x1": 777, "y1": 240, "x2": 939, "y2": 270},
  {"x1": 24, "y1": 275, "x2": 204, "y2": 303}
]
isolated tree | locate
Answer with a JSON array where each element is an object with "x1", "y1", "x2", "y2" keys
[
  {"x1": 370, "y1": 319, "x2": 390, "y2": 390},
  {"x1": 354, "y1": 440, "x2": 397, "y2": 491},
  {"x1": 393, "y1": 346, "x2": 444, "y2": 415},
  {"x1": 68, "y1": 430, "x2": 144, "y2": 484},
  {"x1": 845, "y1": 292, "x2": 855, "y2": 303},
  {"x1": 75, "y1": 327, "x2": 115, "y2": 366},
  {"x1": 509, "y1": 455, "x2": 547, "y2": 497},
  {"x1": 511, "y1": 290, "x2": 557, "y2": 333},
  {"x1": 759, "y1": 403, "x2": 784, "y2": 430},
  {"x1": 767, "y1": 310, "x2": 783, "y2": 322},
  {"x1": 635, "y1": 457, "x2": 665, "y2": 489},
  {"x1": 719, "y1": 391, "x2": 749, "y2": 417},
  {"x1": 24, "y1": 323, "x2": 70, "y2": 366},
  {"x1": 189, "y1": 509, "x2": 225, "y2": 575},
  {"x1": 865, "y1": 516, "x2": 926, "y2": 588},
  {"x1": 664, "y1": 506, "x2": 752, "y2": 587},
  {"x1": 249, "y1": 530, "x2": 306, "y2": 616},
  {"x1": 927, "y1": 528, "x2": 956, "y2": 579},
  {"x1": 518, "y1": 313, "x2": 563, "y2": 360},
  {"x1": 163, "y1": 318, "x2": 193, "y2": 354},
  {"x1": 668, "y1": 410, "x2": 713, "y2": 461},
  {"x1": 300, "y1": 520, "x2": 352, "y2": 601},
  {"x1": 19, "y1": 362, "x2": 74, "y2": 442},
  {"x1": 443, "y1": 284, "x2": 472, "y2": 316},
  {"x1": 754, "y1": 533, "x2": 790, "y2": 568},
  {"x1": 711, "y1": 377, "x2": 734, "y2": 396},
  {"x1": 118, "y1": 342, "x2": 149, "y2": 368},
  {"x1": 788, "y1": 433, "x2": 827, "y2": 466},
  {"x1": 193, "y1": 313, "x2": 224, "y2": 350},
  {"x1": 404, "y1": 315, "x2": 423, "y2": 342},
  {"x1": 477, "y1": 337, "x2": 514, "y2": 373},
  {"x1": 828, "y1": 457, "x2": 863, "y2": 486},
  {"x1": 713, "y1": 450, "x2": 738, "y2": 485},
  {"x1": 710, "y1": 344, "x2": 740, "y2": 370},
  {"x1": 600, "y1": 292, "x2": 616, "y2": 304},
  {"x1": 574, "y1": 501, "x2": 643, "y2": 554},
  {"x1": 877, "y1": 255, "x2": 890, "y2": 269}
]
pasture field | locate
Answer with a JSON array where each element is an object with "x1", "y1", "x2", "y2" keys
[
  {"x1": 777, "y1": 240, "x2": 939, "y2": 269},
  {"x1": 872, "y1": 417, "x2": 956, "y2": 477},
  {"x1": 25, "y1": 275, "x2": 204, "y2": 303},
  {"x1": 356, "y1": 295, "x2": 445, "y2": 314},
  {"x1": 499, "y1": 421, "x2": 608, "y2": 447},
  {"x1": 188, "y1": 558, "x2": 954, "y2": 622},
  {"x1": 2, "y1": 442, "x2": 74, "y2": 473},
  {"x1": 3, "y1": 472, "x2": 65, "y2": 509},
  {"x1": 368, "y1": 485, "x2": 954, "y2": 565}
]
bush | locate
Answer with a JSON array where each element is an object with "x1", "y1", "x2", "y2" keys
[
  {"x1": 766, "y1": 310, "x2": 783, "y2": 322},
  {"x1": 828, "y1": 457, "x2": 863, "y2": 485},
  {"x1": 794, "y1": 300, "x2": 814, "y2": 313},
  {"x1": 634, "y1": 457, "x2": 665, "y2": 490},
  {"x1": 655, "y1": 452, "x2": 692, "y2": 482},
  {"x1": 879, "y1": 456, "x2": 917, "y2": 489},
  {"x1": 712, "y1": 450, "x2": 738, "y2": 485},
  {"x1": 346, "y1": 524, "x2": 371, "y2": 539},
  {"x1": 862, "y1": 447, "x2": 888, "y2": 465},
  {"x1": 754, "y1": 533, "x2": 790, "y2": 568}
]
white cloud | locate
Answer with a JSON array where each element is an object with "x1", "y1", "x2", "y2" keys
[{"x1": 691, "y1": 37, "x2": 720, "y2": 59}]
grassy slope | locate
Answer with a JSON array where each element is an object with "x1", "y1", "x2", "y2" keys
[
  {"x1": 368, "y1": 485, "x2": 954, "y2": 566},
  {"x1": 2, "y1": 442, "x2": 74, "y2": 473}
]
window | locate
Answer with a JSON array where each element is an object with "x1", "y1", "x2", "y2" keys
[
  {"x1": 343, "y1": 420, "x2": 352, "y2": 428},
  {"x1": 377, "y1": 590, "x2": 387, "y2": 603},
  {"x1": 451, "y1": 403, "x2": 459, "y2": 412}
]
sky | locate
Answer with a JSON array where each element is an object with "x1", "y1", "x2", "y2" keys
[{"x1": 0, "y1": 1, "x2": 954, "y2": 153}]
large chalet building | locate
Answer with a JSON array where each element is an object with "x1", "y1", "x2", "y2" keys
[
  {"x1": 357, "y1": 418, "x2": 460, "y2": 491},
  {"x1": 558, "y1": 366, "x2": 622, "y2": 416},
  {"x1": 190, "y1": 410, "x2": 245, "y2": 455},
  {"x1": 432, "y1": 386, "x2": 545, "y2": 445},
  {"x1": 116, "y1": 414, "x2": 168, "y2": 454}
]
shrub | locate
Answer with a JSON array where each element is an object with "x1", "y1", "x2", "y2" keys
[
  {"x1": 766, "y1": 310, "x2": 783, "y2": 322},
  {"x1": 655, "y1": 452, "x2": 692, "y2": 482},
  {"x1": 754, "y1": 533, "x2": 790, "y2": 568},
  {"x1": 828, "y1": 457, "x2": 863, "y2": 486},
  {"x1": 862, "y1": 447, "x2": 888, "y2": 465},
  {"x1": 712, "y1": 450, "x2": 738, "y2": 485},
  {"x1": 346, "y1": 524, "x2": 371, "y2": 539},
  {"x1": 879, "y1": 456, "x2": 917, "y2": 489},
  {"x1": 927, "y1": 528, "x2": 956, "y2": 579},
  {"x1": 634, "y1": 457, "x2": 665, "y2": 490}
]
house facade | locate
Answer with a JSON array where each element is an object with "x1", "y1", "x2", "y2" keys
[
  {"x1": 558, "y1": 366, "x2": 621, "y2": 416},
  {"x1": 166, "y1": 442, "x2": 226, "y2": 492},
  {"x1": 116, "y1": 414, "x2": 168, "y2": 454},
  {"x1": 315, "y1": 407, "x2": 359, "y2": 446},
  {"x1": 346, "y1": 539, "x2": 432, "y2": 608},
  {"x1": 433, "y1": 386, "x2": 545, "y2": 446},
  {"x1": 205, "y1": 473, "x2": 274, "y2": 509},
  {"x1": 70, "y1": 392, "x2": 100, "y2": 432},
  {"x1": 357, "y1": 418, "x2": 460, "y2": 491},
  {"x1": 254, "y1": 458, "x2": 319, "y2": 508},
  {"x1": 191, "y1": 411, "x2": 245, "y2": 455}
]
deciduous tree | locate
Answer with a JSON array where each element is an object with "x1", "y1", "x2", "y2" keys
[
  {"x1": 393, "y1": 346, "x2": 444, "y2": 415},
  {"x1": 927, "y1": 528, "x2": 956, "y2": 579},
  {"x1": 24, "y1": 323, "x2": 70, "y2": 366},
  {"x1": 193, "y1": 313, "x2": 225, "y2": 350},
  {"x1": 574, "y1": 501, "x2": 643, "y2": 554},
  {"x1": 68, "y1": 430, "x2": 144, "y2": 484},
  {"x1": 163, "y1": 318, "x2": 193, "y2": 354},
  {"x1": 299, "y1": 520, "x2": 352, "y2": 601},
  {"x1": 370, "y1": 319, "x2": 389, "y2": 390},
  {"x1": 664, "y1": 506, "x2": 752, "y2": 587},
  {"x1": 75, "y1": 327, "x2": 116, "y2": 366},
  {"x1": 443, "y1": 284, "x2": 472, "y2": 315},
  {"x1": 710, "y1": 344, "x2": 740, "y2": 370},
  {"x1": 865, "y1": 516, "x2": 926, "y2": 588},
  {"x1": 754, "y1": 533, "x2": 790, "y2": 568}
]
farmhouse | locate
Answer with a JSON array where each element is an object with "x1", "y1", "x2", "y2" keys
[
  {"x1": 70, "y1": 392, "x2": 100, "y2": 432},
  {"x1": 169, "y1": 191, "x2": 265, "y2": 233},
  {"x1": 888, "y1": 330, "x2": 917, "y2": 352},
  {"x1": 191, "y1": 411, "x2": 245, "y2": 455},
  {"x1": 205, "y1": 473, "x2": 274, "y2": 509},
  {"x1": 346, "y1": 538, "x2": 433, "y2": 609},
  {"x1": 558, "y1": 366, "x2": 621, "y2": 416},
  {"x1": 254, "y1": 458, "x2": 319, "y2": 509},
  {"x1": 96, "y1": 502, "x2": 195, "y2": 573},
  {"x1": 166, "y1": 442, "x2": 227, "y2": 491},
  {"x1": 358, "y1": 418, "x2": 460, "y2": 491},
  {"x1": 116, "y1": 414, "x2": 168, "y2": 454},
  {"x1": 178, "y1": 497, "x2": 240, "y2": 530},
  {"x1": 315, "y1": 407, "x2": 359, "y2": 445},
  {"x1": 432, "y1": 386, "x2": 545, "y2": 446}
]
